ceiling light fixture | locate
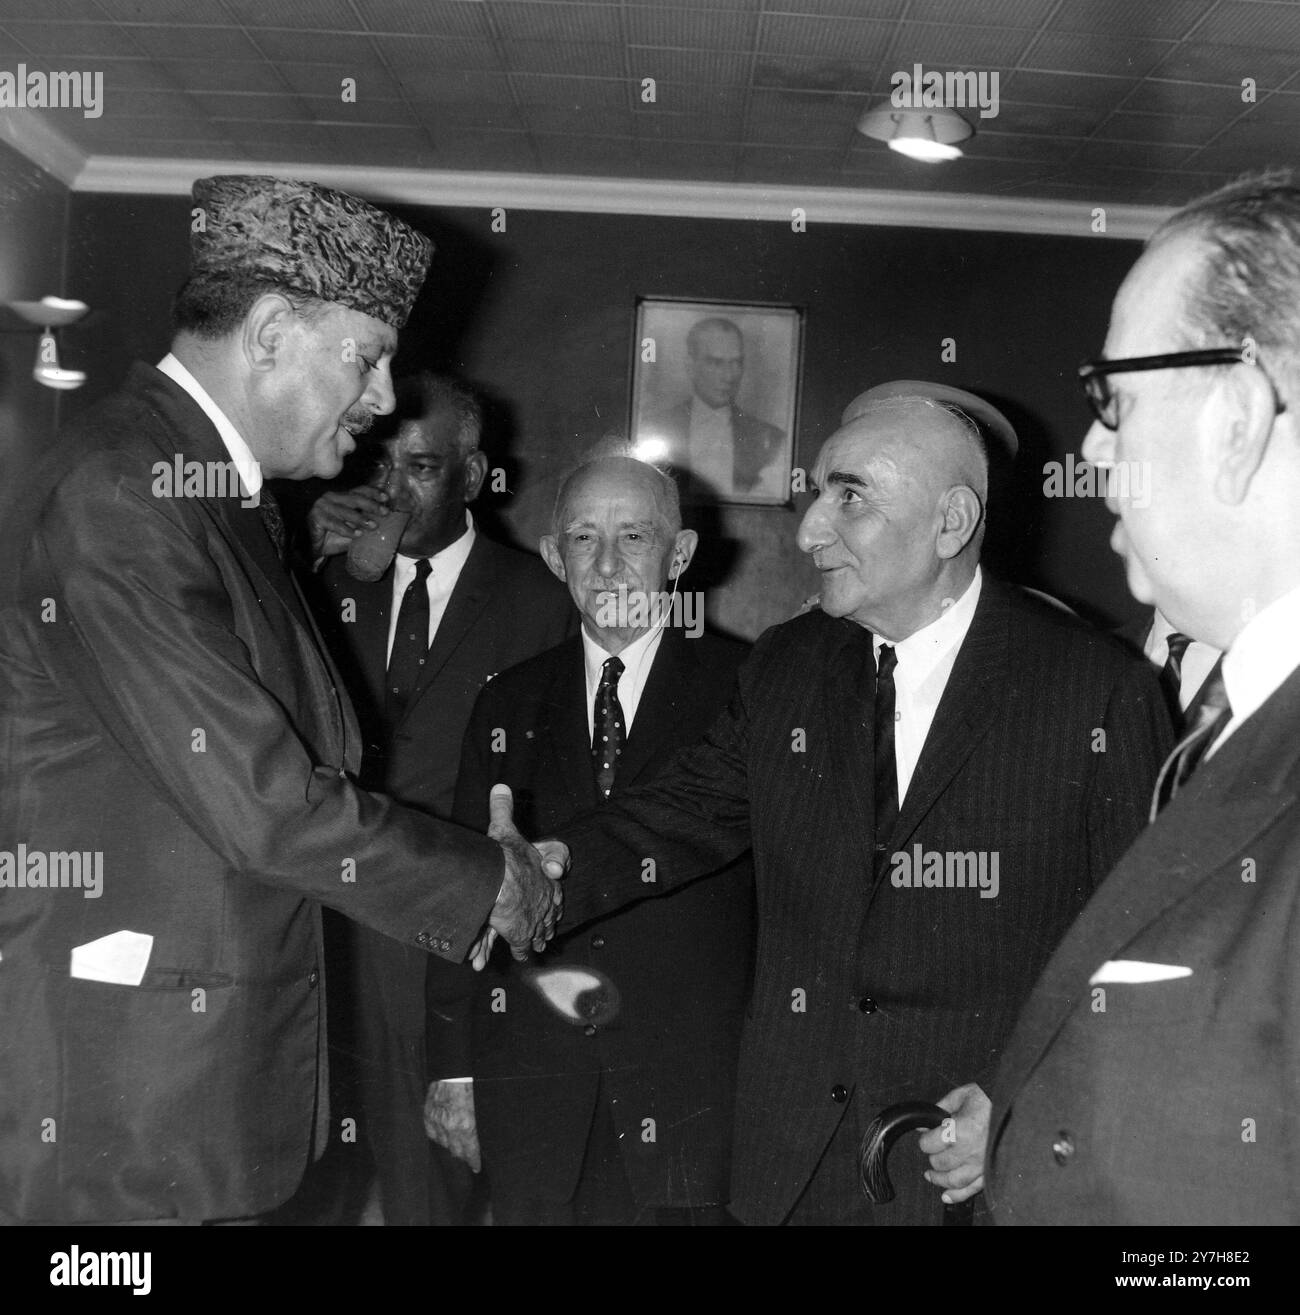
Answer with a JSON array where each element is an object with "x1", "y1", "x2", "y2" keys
[
  {"x1": 7, "y1": 295, "x2": 90, "y2": 389},
  {"x1": 856, "y1": 105, "x2": 973, "y2": 164}
]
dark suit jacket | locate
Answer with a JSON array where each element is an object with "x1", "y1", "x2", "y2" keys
[
  {"x1": 310, "y1": 534, "x2": 574, "y2": 817},
  {"x1": 446, "y1": 628, "x2": 756, "y2": 1209},
  {"x1": 555, "y1": 579, "x2": 1173, "y2": 1225},
  {"x1": 987, "y1": 664, "x2": 1300, "y2": 1225},
  {"x1": 0, "y1": 364, "x2": 503, "y2": 1223},
  {"x1": 303, "y1": 534, "x2": 572, "y2": 1220},
  {"x1": 650, "y1": 400, "x2": 784, "y2": 495}
]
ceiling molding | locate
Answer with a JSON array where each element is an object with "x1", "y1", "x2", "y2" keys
[
  {"x1": 0, "y1": 111, "x2": 86, "y2": 188},
  {"x1": 71, "y1": 155, "x2": 1171, "y2": 240}
]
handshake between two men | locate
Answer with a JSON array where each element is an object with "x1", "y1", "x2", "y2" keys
[
  {"x1": 475, "y1": 783, "x2": 569, "y2": 970},
  {"x1": 463, "y1": 783, "x2": 991, "y2": 1211}
]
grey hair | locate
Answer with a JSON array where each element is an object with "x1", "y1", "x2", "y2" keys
[
  {"x1": 1153, "y1": 169, "x2": 1300, "y2": 400},
  {"x1": 392, "y1": 372, "x2": 483, "y2": 458},
  {"x1": 551, "y1": 438, "x2": 682, "y2": 539}
]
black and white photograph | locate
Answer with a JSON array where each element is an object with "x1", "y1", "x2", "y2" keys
[
  {"x1": 630, "y1": 297, "x2": 800, "y2": 506},
  {"x1": 1, "y1": 0, "x2": 1298, "y2": 1286}
]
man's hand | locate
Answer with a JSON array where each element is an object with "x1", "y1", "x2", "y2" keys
[
  {"x1": 307, "y1": 487, "x2": 389, "y2": 559},
  {"x1": 423, "y1": 1079, "x2": 481, "y2": 1172},
  {"x1": 917, "y1": 1081, "x2": 991, "y2": 1205},
  {"x1": 480, "y1": 784, "x2": 567, "y2": 965}
]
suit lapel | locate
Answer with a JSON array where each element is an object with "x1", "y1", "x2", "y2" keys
[
  {"x1": 345, "y1": 573, "x2": 393, "y2": 711},
  {"x1": 824, "y1": 618, "x2": 878, "y2": 884},
  {"x1": 992, "y1": 672, "x2": 1300, "y2": 1135},
  {"x1": 407, "y1": 534, "x2": 497, "y2": 706},
  {"x1": 883, "y1": 579, "x2": 1010, "y2": 858},
  {"x1": 547, "y1": 639, "x2": 601, "y2": 815},
  {"x1": 617, "y1": 629, "x2": 694, "y2": 788}
]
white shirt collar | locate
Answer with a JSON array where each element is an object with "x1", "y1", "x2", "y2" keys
[
  {"x1": 156, "y1": 353, "x2": 262, "y2": 496},
  {"x1": 393, "y1": 509, "x2": 476, "y2": 578},
  {"x1": 581, "y1": 618, "x2": 666, "y2": 737},
  {"x1": 1216, "y1": 582, "x2": 1300, "y2": 749},
  {"x1": 874, "y1": 567, "x2": 983, "y2": 681}
]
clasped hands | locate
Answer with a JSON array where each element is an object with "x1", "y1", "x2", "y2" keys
[{"x1": 469, "y1": 784, "x2": 568, "y2": 971}]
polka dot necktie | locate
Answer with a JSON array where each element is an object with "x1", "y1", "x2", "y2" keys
[
  {"x1": 591, "y1": 655, "x2": 626, "y2": 799},
  {"x1": 385, "y1": 557, "x2": 431, "y2": 722}
]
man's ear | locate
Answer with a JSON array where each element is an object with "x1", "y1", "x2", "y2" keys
[
  {"x1": 462, "y1": 451, "x2": 489, "y2": 503},
  {"x1": 1211, "y1": 365, "x2": 1280, "y2": 507},
  {"x1": 936, "y1": 486, "x2": 984, "y2": 560},
  {"x1": 540, "y1": 535, "x2": 566, "y2": 582},
  {"x1": 241, "y1": 293, "x2": 299, "y2": 375},
  {"x1": 669, "y1": 529, "x2": 699, "y2": 578}
]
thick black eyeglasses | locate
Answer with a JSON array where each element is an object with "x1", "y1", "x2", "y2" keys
[{"x1": 1078, "y1": 348, "x2": 1287, "y2": 430}]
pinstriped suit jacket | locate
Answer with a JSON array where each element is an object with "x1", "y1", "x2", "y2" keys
[{"x1": 558, "y1": 577, "x2": 1172, "y2": 1225}]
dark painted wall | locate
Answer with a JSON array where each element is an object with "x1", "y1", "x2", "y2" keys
[
  {"x1": 0, "y1": 141, "x2": 70, "y2": 470},
  {"x1": 63, "y1": 190, "x2": 1147, "y2": 638}
]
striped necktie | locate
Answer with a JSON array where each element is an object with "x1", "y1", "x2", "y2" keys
[{"x1": 1149, "y1": 656, "x2": 1230, "y2": 822}]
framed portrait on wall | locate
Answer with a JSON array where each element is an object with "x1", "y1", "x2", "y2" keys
[{"x1": 629, "y1": 297, "x2": 802, "y2": 507}]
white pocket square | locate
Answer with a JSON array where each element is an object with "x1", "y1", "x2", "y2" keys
[
  {"x1": 70, "y1": 930, "x2": 153, "y2": 986},
  {"x1": 1089, "y1": 959, "x2": 1192, "y2": 985}
]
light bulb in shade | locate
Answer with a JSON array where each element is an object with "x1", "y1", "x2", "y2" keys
[
  {"x1": 856, "y1": 105, "x2": 973, "y2": 166},
  {"x1": 887, "y1": 136, "x2": 964, "y2": 163},
  {"x1": 34, "y1": 331, "x2": 87, "y2": 390}
]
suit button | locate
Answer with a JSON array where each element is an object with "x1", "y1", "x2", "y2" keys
[
  {"x1": 858, "y1": 996, "x2": 877, "y2": 1014},
  {"x1": 590, "y1": 934, "x2": 605, "y2": 949},
  {"x1": 830, "y1": 1084, "x2": 848, "y2": 1104},
  {"x1": 1052, "y1": 1133, "x2": 1075, "y2": 1166},
  {"x1": 307, "y1": 969, "x2": 319, "y2": 988},
  {"x1": 584, "y1": 1025, "x2": 597, "y2": 1037},
  {"x1": 416, "y1": 932, "x2": 432, "y2": 946}
]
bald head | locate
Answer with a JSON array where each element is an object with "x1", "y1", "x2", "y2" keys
[
  {"x1": 842, "y1": 397, "x2": 989, "y2": 505},
  {"x1": 551, "y1": 455, "x2": 681, "y2": 540},
  {"x1": 796, "y1": 396, "x2": 987, "y2": 640}
]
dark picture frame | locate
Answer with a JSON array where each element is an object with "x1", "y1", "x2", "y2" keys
[{"x1": 629, "y1": 297, "x2": 803, "y2": 507}]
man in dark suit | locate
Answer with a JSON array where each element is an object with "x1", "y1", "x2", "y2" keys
[
  {"x1": 987, "y1": 172, "x2": 1300, "y2": 1224},
  {"x1": 538, "y1": 383, "x2": 1171, "y2": 1225},
  {"x1": 0, "y1": 176, "x2": 562, "y2": 1225},
  {"x1": 645, "y1": 317, "x2": 784, "y2": 499},
  {"x1": 427, "y1": 452, "x2": 755, "y2": 1225},
  {"x1": 301, "y1": 372, "x2": 573, "y2": 1224}
]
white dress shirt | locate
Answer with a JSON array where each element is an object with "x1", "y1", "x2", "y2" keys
[
  {"x1": 385, "y1": 511, "x2": 476, "y2": 665},
  {"x1": 687, "y1": 395, "x2": 735, "y2": 494},
  {"x1": 1210, "y1": 582, "x2": 1300, "y2": 757},
  {"x1": 873, "y1": 568, "x2": 983, "y2": 804},
  {"x1": 582, "y1": 620, "x2": 666, "y2": 742},
  {"x1": 156, "y1": 353, "x2": 262, "y2": 498},
  {"x1": 1145, "y1": 609, "x2": 1221, "y2": 712}
]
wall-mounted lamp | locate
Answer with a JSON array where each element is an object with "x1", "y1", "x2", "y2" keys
[
  {"x1": 856, "y1": 105, "x2": 973, "y2": 163},
  {"x1": 7, "y1": 295, "x2": 90, "y2": 390}
]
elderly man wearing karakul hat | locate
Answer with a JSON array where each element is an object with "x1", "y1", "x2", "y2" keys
[{"x1": 0, "y1": 176, "x2": 564, "y2": 1225}]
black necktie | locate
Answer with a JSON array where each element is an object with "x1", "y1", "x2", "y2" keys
[
  {"x1": 592, "y1": 656, "x2": 626, "y2": 799},
  {"x1": 385, "y1": 558, "x2": 431, "y2": 722},
  {"x1": 1160, "y1": 631, "x2": 1191, "y2": 724},
  {"x1": 873, "y1": 643, "x2": 898, "y2": 876},
  {"x1": 1149, "y1": 656, "x2": 1230, "y2": 821},
  {"x1": 258, "y1": 485, "x2": 286, "y2": 562}
]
